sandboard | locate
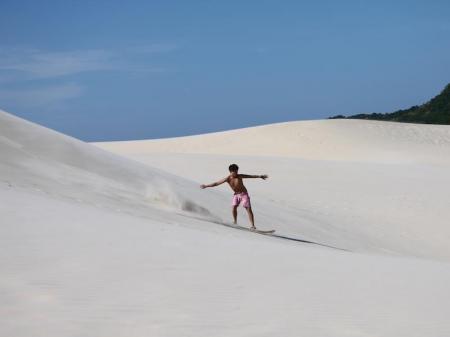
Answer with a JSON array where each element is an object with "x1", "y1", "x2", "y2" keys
[
  {"x1": 175, "y1": 212, "x2": 347, "y2": 250},
  {"x1": 174, "y1": 211, "x2": 275, "y2": 235},
  {"x1": 225, "y1": 223, "x2": 275, "y2": 235}
]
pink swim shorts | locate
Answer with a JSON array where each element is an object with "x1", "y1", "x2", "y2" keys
[{"x1": 232, "y1": 192, "x2": 251, "y2": 208}]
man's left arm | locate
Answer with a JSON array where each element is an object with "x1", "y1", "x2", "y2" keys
[{"x1": 239, "y1": 174, "x2": 268, "y2": 180}]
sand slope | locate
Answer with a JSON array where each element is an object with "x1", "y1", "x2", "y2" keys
[
  {"x1": 95, "y1": 119, "x2": 450, "y2": 261},
  {"x1": 96, "y1": 119, "x2": 450, "y2": 165},
  {"x1": 2, "y1": 109, "x2": 450, "y2": 337}
]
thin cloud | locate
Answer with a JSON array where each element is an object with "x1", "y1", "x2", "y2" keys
[
  {"x1": 0, "y1": 83, "x2": 83, "y2": 108},
  {"x1": 0, "y1": 48, "x2": 114, "y2": 80},
  {"x1": 128, "y1": 43, "x2": 179, "y2": 54},
  {"x1": 0, "y1": 44, "x2": 178, "y2": 109},
  {"x1": 0, "y1": 43, "x2": 179, "y2": 82},
  {"x1": 255, "y1": 47, "x2": 269, "y2": 54}
]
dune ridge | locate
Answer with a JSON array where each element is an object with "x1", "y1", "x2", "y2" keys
[
  {"x1": 2, "y1": 109, "x2": 450, "y2": 337},
  {"x1": 96, "y1": 119, "x2": 450, "y2": 165}
]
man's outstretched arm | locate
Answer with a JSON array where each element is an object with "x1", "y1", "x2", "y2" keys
[
  {"x1": 239, "y1": 174, "x2": 268, "y2": 180},
  {"x1": 200, "y1": 177, "x2": 228, "y2": 189}
]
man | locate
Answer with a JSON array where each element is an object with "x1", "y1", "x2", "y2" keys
[{"x1": 200, "y1": 164, "x2": 268, "y2": 229}]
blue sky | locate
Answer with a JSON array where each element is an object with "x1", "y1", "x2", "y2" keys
[{"x1": 0, "y1": 0, "x2": 449, "y2": 141}]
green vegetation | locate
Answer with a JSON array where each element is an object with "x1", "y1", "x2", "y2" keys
[{"x1": 329, "y1": 83, "x2": 450, "y2": 124}]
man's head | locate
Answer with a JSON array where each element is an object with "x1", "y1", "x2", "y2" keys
[{"x1": 229, "y1": 164, "x2": 239, "y2": 176}]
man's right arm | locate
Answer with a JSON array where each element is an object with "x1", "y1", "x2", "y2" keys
[{"x1": 200, "y1": 176, "x2": 228, "y2": 189}]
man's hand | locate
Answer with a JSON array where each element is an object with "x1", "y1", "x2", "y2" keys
[
  {"x1": 200, "y1": 177, "x2": 228, "y2": 189},
  {"x1": 260, "y1": 174, "x2": 268, "y2": 180}
]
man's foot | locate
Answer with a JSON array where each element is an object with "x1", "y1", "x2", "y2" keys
[{"x1": 250, "y1": 226, "x2": 256, "y2": 230}]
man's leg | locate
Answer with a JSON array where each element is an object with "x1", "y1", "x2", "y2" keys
[
  {"x1": 245, "y1": 207, "x2": 256, "y2": 229},
  {"x1": 232, "y1": 205, "x2": 238, "y2": 224}
]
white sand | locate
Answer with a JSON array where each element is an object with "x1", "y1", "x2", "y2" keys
[
  {"x1": 96, "y1": 119, "x2": 450, "y2": 165},
  {"x1": 95, "y1": 119, "x2": 450, "y2": 261},
  {"x1": 2, "y1": 109, "x2": 450, "y2": 337}
]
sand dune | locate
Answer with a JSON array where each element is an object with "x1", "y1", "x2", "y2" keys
[
  {"x1": 95, "y1": 119, "x2": 450, "y2": 261},
  {"x1": 0, "y1": 110, "x2": 230, "y2": 221},
  {"x1": 2, "y1": 109, "x2": 450, "y2": 337},
  {"x1": 96, "y1": 119, "x2": 450, "y2": 165}
]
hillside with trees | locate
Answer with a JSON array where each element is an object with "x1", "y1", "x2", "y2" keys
[{"x1": 330, "y1": 83, "x2": 450, "y2": 124}]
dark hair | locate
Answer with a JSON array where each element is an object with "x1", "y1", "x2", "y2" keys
[{"x1": 229, "y1": 164, "x2": 239, "y2": 172}]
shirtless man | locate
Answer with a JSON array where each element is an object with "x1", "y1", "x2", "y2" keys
[{"x1": 200, "y1": 164, "x2": 268, "y2": 229}]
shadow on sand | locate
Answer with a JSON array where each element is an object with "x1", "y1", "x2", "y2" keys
[{"x1": 176, "y1": 212, "x2": 349, "y2": 252}]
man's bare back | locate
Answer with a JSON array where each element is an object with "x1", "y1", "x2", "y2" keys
[
  {"x1": 200, "y1": 164, "x2": 268, "y2": 229},
  {"x1": 201, "y1": 172, "x2": 267, "y2": 193},
  {"x1": 227, "y1": 174, "x2": 248, "y2": 194}
]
